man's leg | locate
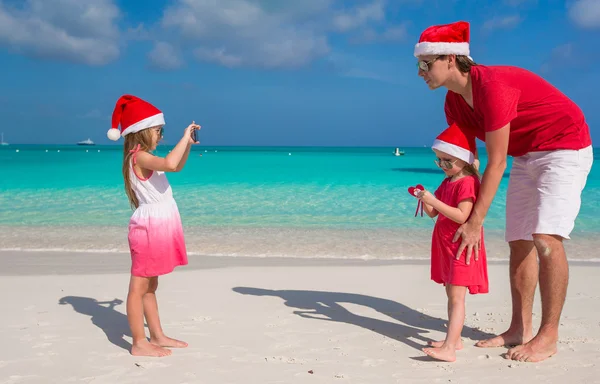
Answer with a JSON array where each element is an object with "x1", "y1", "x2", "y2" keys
[
  {"x1": 506, "y1": 145, "x2": 592, "y2": 362},
  {"x1": 506, "y1": 234, "x2": 566, "y2": 362},
  {"x1": 476, "y1": 240, "x2": 536, "y2": 348}
]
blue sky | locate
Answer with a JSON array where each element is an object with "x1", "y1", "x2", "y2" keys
[{"x1": 0, "y1": 0, "x2": 599, "y2": 146}]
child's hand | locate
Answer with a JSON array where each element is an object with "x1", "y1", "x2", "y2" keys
[
  {"x1": 184, "y1": 121, "x2": 201, "y2": 144},
  {"x1": 417, "y1": 189, "x2": 435, "y2": 205}
]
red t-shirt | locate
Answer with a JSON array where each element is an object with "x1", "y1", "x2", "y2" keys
[
  {"x1": 444, "y1": 65, "x2": 591, "y2": 157},
  {"x1": 431, "y1": 175, "x2": 488, "y2": 294}
]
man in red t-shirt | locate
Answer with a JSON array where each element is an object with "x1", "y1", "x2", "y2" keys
[{"x1": 414, "y1": 21, "x2": 593, "y2": 363}]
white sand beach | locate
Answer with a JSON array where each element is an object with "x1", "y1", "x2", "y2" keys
[{"x1": 1, "y1": 251, "x2": 599, "y2": 384}]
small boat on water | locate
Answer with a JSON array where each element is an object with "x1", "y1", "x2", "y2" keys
[
  {"x1": 0, "y1": 132, "x2": 8, "y2": 146},
  {"x1": 393, "y1": 147, "x2": 404, "y2": 156},
  {"x1": 77, "y1": 138, "x2": 95, "y2": 146}
]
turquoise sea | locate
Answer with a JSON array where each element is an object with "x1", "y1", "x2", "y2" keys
[{"x1": 1, "y1": 145, "x2": 599, "y2": 260}]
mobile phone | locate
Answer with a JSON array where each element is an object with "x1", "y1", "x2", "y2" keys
[{"x1": 191, "y1": 128, "x2": 198, "y2": 143}]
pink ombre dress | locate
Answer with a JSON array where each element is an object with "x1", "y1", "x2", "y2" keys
[{"x1": 127, "y1": 146, "x2": 188, "y2": 277}]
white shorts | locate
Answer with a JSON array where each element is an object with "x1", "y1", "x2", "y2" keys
[{"x1": 505, "y1": 145, "x2": 594, "y2": 242}]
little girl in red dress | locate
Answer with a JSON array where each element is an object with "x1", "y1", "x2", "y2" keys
[{"x1": 415, "y1": 123, "x2": 489, "y2": 362}]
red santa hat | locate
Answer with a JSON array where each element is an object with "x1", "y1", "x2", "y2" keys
[
  {"x1": 432, "y1": 123, "x2": 476, "y2": 164},
  {"x1": 414, "y1": 21, "x2": 470, "y2": 57},
  {"x1": 107, "y1": 95, "x2": 165, "y2": 141}
]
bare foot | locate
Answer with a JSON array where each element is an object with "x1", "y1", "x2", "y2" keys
[
  {"x1": 422, "y1": 346, "x2": 456, "y2": 362},
  {"x1": 505, "y1": 334, "x2": 557, "y2": 363},
  {"x1": 475, "y1": 328, "x2": 532, "y2": 348},
  {"x1": 151, "y1": 336, "x2": 188, "y2": 348},
  {"x1": 428, "y1": 339, "x2": 463, "y2": 350},
  {"x1": 131, "y1": 340, "x2": 172, "y2": 357}
]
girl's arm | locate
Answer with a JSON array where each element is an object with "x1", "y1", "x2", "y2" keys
[
  {"x1": 422, "y1": 202, "x2": 438, "y2": 218},
  {"x1": 136, "y1": 123, "x2": 199, "y2": 172},
  {"x1": 175, "y1": 143, "x2": 193, "y2": 172},
  {"x1": 419, "y1": 190, "x2": 473, "y2": 224},
  {"x1": 175, "y1": 121, "x2": 201, "y2": 171}
]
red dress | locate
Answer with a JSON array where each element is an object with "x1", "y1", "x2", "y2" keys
[{"x1": 431, "y1": 175, "x2": 489, "y2": 294}]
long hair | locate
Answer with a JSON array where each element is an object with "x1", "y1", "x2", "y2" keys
[
  {"x1": 462, "y1": 162, "x2": 481, "y2": 180},
  {"x1": 122, "y1": 129, "x2": 155, "y2": 210}
]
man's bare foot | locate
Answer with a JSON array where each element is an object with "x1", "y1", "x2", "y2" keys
[
  {"x1": 151, "y1": 336, "x2": 188, "y2": 348},
  {"x1": 131, "y1": 340, "x2": 172, "y2": 357},
  {"x1": 428, "y1": 339, "x2": 463, "y2": 350},
  {"x1": 422, "y1": 346, "x2": 456, "y2": 362},
  {"x1": 505, "y1": 334, "x2": 557, "y2": 363},
  {"x1": 475, "y1": 328, "x2": 532, "y2": 348}
]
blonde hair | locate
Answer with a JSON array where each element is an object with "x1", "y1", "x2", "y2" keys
[
  {"x1": 461, "y1": 162, "x2": 481, "y2": 179},
  {"x1": 122, "y1": 129, "x2": 155, "y2": 210}
]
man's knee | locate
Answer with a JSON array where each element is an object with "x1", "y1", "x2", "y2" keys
[
  {"x1": 532, "y1": 234, "x2": 564, "y2": 258},
  {"x1": 509, "y1": 240, "x2": 535, "y2": 259}
]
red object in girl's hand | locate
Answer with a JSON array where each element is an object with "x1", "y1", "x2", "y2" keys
[
  {"x1": 408, "y1": 184, "x2": 425, "y2": 198},
  {"x1": 407, "y1": 184, "x2": 425, "y2": 217}
]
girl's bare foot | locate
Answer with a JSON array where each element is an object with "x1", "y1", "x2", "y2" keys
[
  {"x1": 427, "y1": 339, "x2": 463, "y2": 350},
  {"x1": 151, "y1": 336, "x2": 188, "y2": 348},
  {"x1": 131, "y1": 340, "x2": 172, "y2": 357},
  {"x1": 422, "y1": 346, "x2": 457, "y2": 362}
]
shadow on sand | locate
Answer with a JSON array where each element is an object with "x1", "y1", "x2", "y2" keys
[
  {"x1": 59, "y1": 296, "x2": 132, "y2": 352},
  {"x1": 233, "y1": 287, "x2": 495, "y2": 353}
]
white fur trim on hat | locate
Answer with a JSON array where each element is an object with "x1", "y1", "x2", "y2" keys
[
  {"x1": 432, "y1": 139, "x2": 475, "y2": 164},
  {"x1": 414, "y1": 42, "x2": 470, "y2": 57},
  {"x1": 121, "y1": 113, "x2": 165, "y2": 137}
]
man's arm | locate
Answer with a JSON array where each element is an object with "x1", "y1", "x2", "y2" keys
[{"x1": 469, "y1": 124, "x2": 510, "y2": 225}]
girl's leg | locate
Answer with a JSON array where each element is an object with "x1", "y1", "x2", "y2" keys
[
  {"x1": 427, "y1": 285, "x2": 464, "y2": 350},
  {"x1": 144, "y1": 277, "x2": 188, "y2": 348},
  {"x1": 423, "y1": 284, "x2": 467, "y2": 362},
  {"x1": 127, "y1": 275, "x2": 171, "y2": 357}
]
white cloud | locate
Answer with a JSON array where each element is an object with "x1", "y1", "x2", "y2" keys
[
  {"x1": 350, "y1": 24, "x2": 409, "y2": 44},
  {"x1": 159, "y1": 0, "x2": 332, "y2": 69},
  {"x1": 148, "y1": 42, "x2": 184, "y2": 70},
  {"x1": 482, "y1": 15, "x2": 523, "y2": 31},
  {"x1": 156, "y1": 0, "x2": 406, "y2": 70},
  {"x1": 0, "y1": 0, "x2": 121, "y2": 65},
  {"x1": 332, "y1": 1, "x2": 385, "y2": 32},
  {"x1": 568, "y1": 0, "x2": 600, "y2": 29}
]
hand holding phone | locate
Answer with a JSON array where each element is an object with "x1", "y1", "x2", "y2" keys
[{"x1": 185, "y1": 121, "x2": 201, "y2": 144}]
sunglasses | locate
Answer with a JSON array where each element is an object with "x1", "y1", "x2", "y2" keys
[
  {"x1": 417, "y1": 56, "x2": 442, "y2": 72},
  {"x1": 434, "y1": 157, "x2": 458, "y2": 170}
]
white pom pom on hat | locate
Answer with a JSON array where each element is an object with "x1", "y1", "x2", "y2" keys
[{"x1": 107, "y1": 94, "x2": 165, "y2": 141}]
